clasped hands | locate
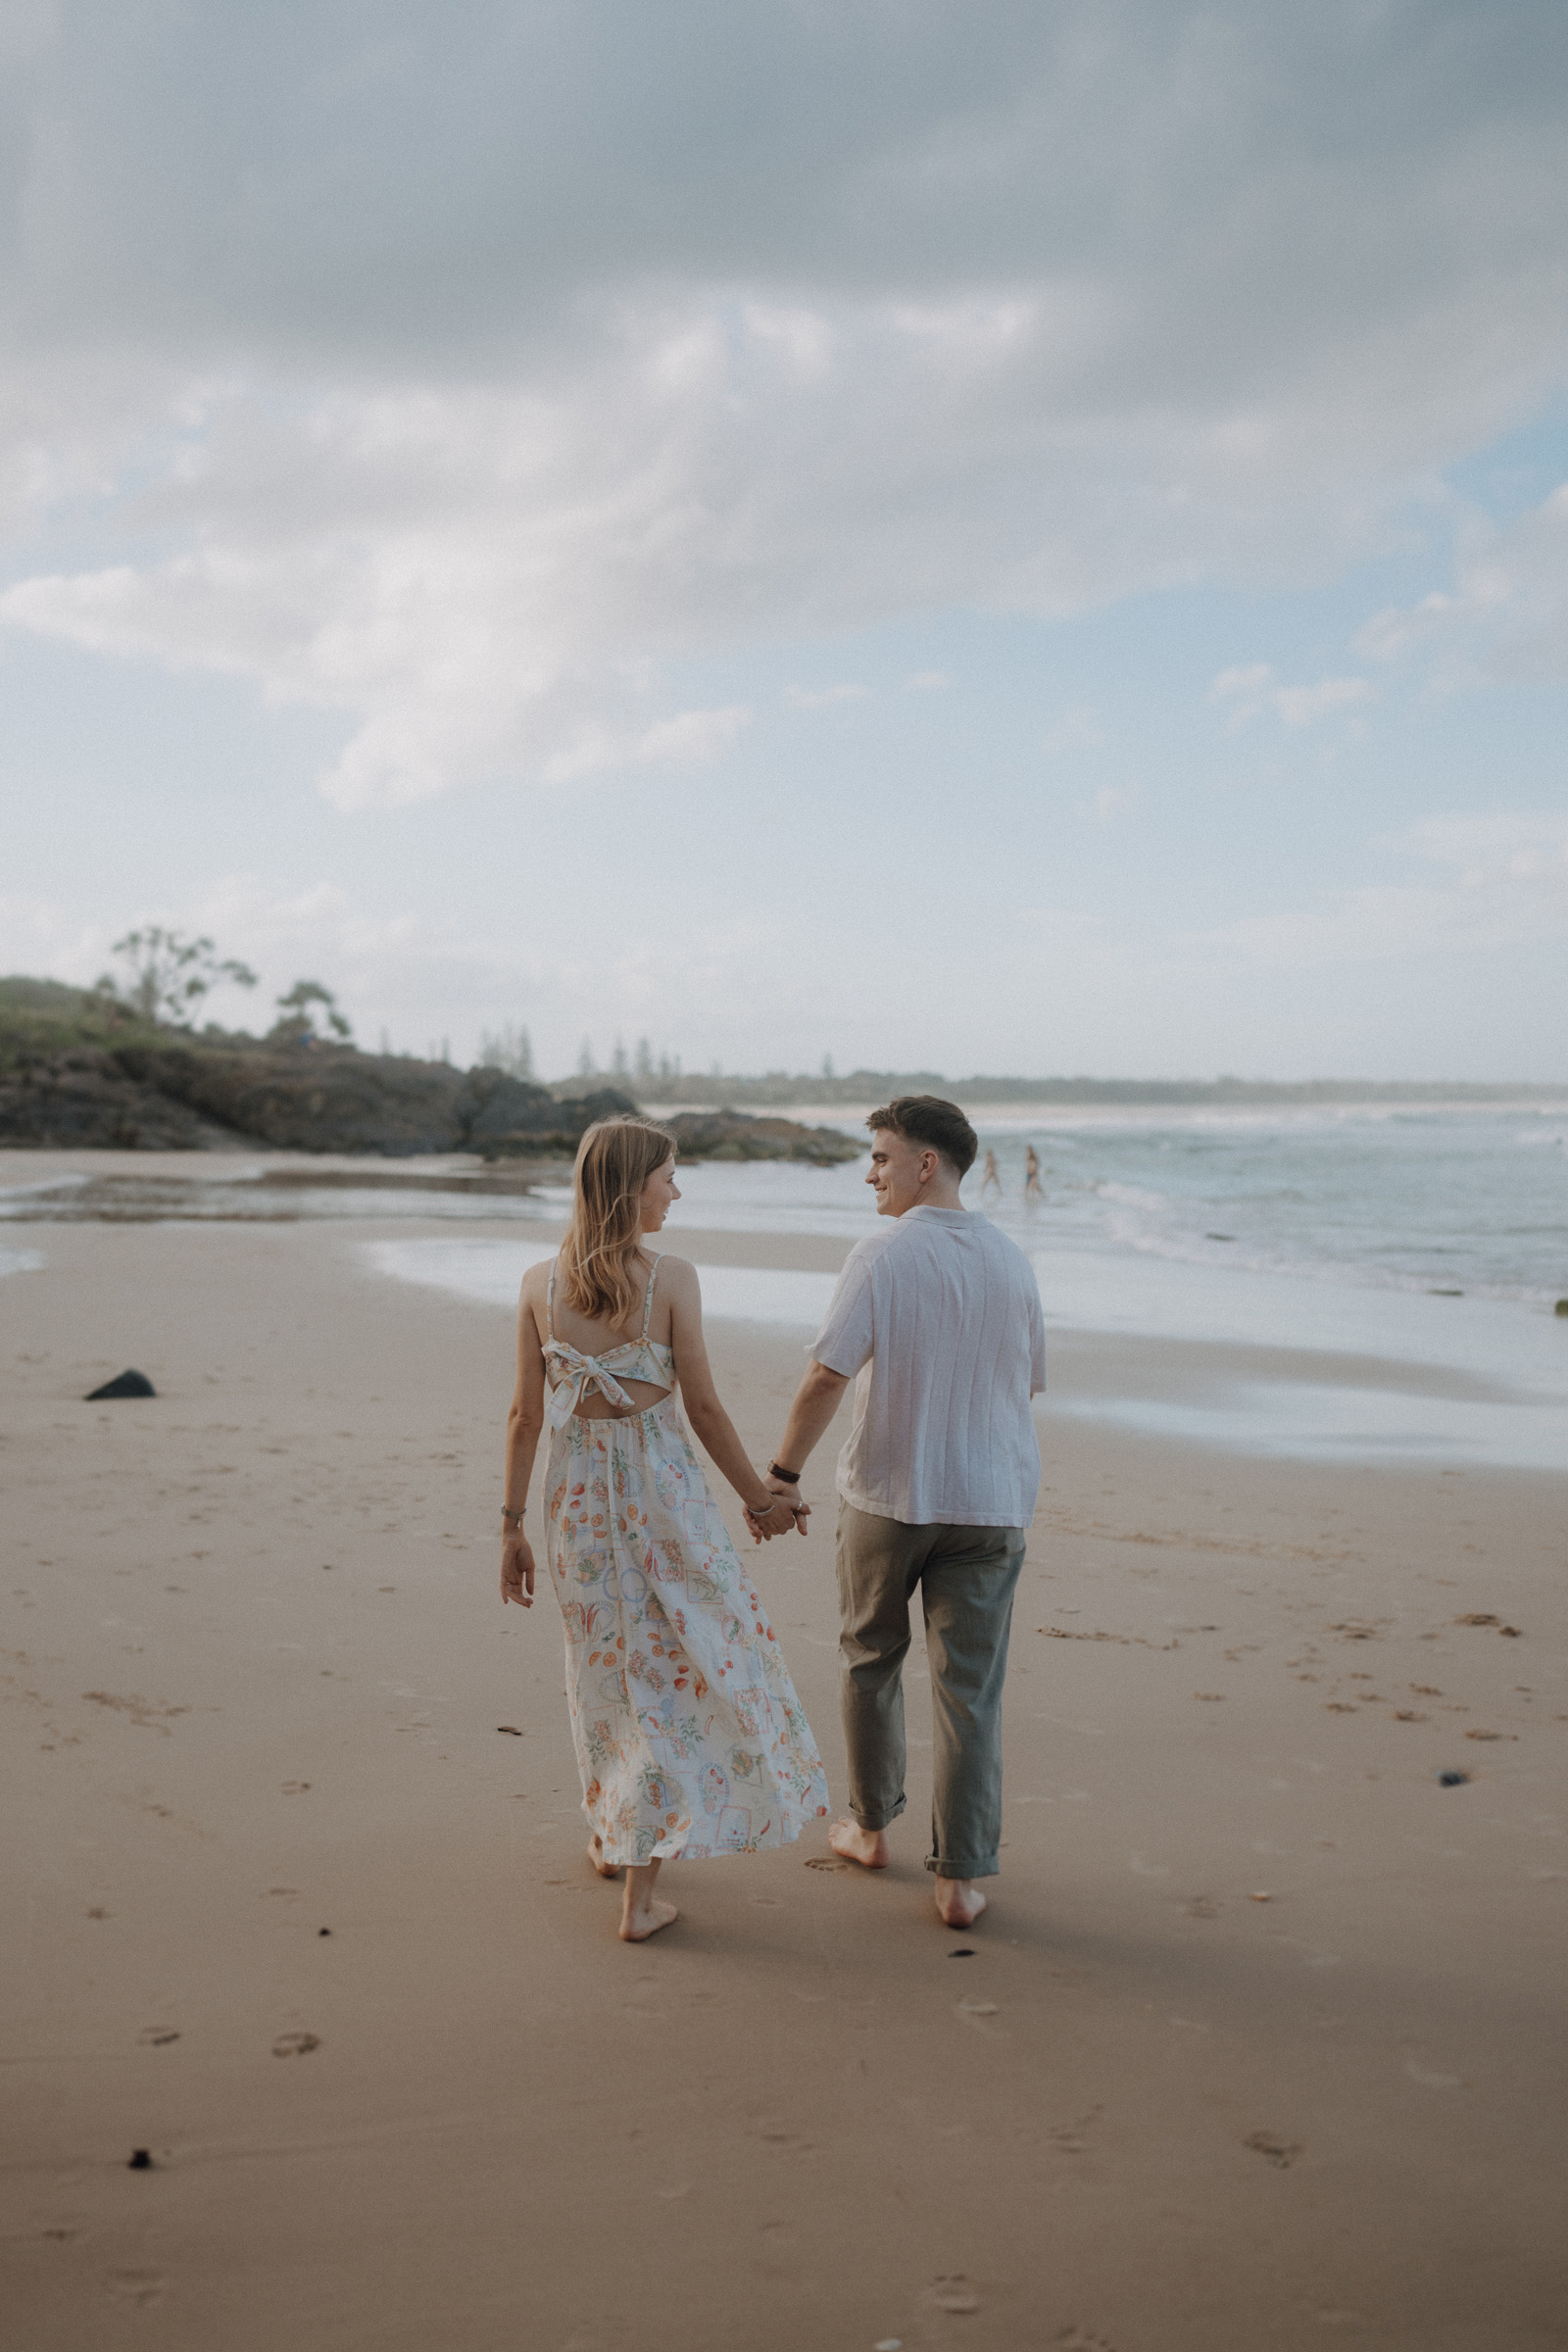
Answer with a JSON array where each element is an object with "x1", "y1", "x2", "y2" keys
[{"x1": 744, "y1": 1471, "x2": 810, "y2": 1544}]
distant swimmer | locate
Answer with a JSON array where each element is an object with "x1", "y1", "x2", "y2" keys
[
  {"x1": 1024, "y1": 1144, "x2": 1043, "y2": 1206},
  {"x1": 980, "y1": 1149, "x2": 1001, "y2": 1198}
]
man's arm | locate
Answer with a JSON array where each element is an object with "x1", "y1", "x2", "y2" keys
[
  {"x1": 763, "y1": 1359, "x2": 852, "y2": 1497},
  {"x1": 1029, "y1": 1280, "x2": 1048, "y2": 1397}
]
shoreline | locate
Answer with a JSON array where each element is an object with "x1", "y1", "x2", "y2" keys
[{"x1": 6, "y1": 1155, "x2": 1565, "y2": 1472}]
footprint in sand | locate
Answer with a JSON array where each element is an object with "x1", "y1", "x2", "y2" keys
[
  {"x1": 271, "y1": 2031, "x2": 320, "y2": 2058},
  {"x1": 1244, "y1": 2131, "x2": 1303, "y2": 2168},
  {"x1": 804, "y1": 1856, "x2": 851, "y2": 1871},
  {"x1": 929, "y1": 2277, "x2": 982, "y2": 2314},
  {"x1": 106, "y1": 2269, "x2": 166, "y2": 2305},
  {"x1": 137, "y1": 2027, "x2": 179, "y2": 2047}
]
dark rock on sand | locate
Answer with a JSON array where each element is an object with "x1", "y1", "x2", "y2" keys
[{"x1": 85, "y1": 1369, "x2": 157, "y2": 1399}]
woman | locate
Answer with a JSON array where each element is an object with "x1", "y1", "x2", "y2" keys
[{"x1": 500, "y1": 1117, "x2": 829, "y2": 1940}]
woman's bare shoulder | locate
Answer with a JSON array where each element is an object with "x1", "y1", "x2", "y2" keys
[
  {"x1": 651, "y1": 1250, "x2": 700, "y2": 1289},
  {"x1": 518, "y1": 1255, "x2": 556, "y2": 1304}
]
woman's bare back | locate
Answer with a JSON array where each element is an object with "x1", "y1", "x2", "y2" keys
[{"x1": 531, "y1": 1250, "x2": 675, "y2": 1418}]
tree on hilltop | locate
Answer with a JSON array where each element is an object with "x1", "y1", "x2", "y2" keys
[
  {"x1": 270, "y1": 979, "x2": 353, "y2": 1045},
  {"x1": 96, "y1": 928, "x2": 258, "y2": 1027}
]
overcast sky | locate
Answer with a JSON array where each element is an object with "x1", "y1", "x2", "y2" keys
[{"x1": 2, "y1": 0, "x2": 1565, "y2": 1079}]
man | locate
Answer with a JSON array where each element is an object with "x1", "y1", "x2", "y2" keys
[{"x1": 758, "y1": 1096, "x2": 1047, "y2": 1929}]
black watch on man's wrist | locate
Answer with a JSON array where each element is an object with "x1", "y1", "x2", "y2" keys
[{"x1": 767, "y1": 1461, "x2": 801, "y2": 1485}]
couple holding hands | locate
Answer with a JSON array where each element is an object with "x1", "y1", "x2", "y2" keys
[{"x1": 500, "y1": 1097, "x2": 1047, "y2": 1942}]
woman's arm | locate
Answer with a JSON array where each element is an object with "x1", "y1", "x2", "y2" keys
[
  {"x1": 662, "y1": 1258, "x2": 801, "y2": 1539},
  {"x1": 500, "y1": 1265, "x2": 549, "y2": 1605}
]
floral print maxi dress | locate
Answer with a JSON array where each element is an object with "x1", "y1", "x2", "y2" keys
[{"x1": 542, "y1": 1256, "x2": 830, "y2": 1866}]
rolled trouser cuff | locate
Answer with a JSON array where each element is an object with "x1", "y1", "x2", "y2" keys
[
  {"x1": 850, "y1": 1792, "x2": 906, "y2": 1833},
  {"x1": 925, "y1": 1852, "x2": 1001, "y2": 1880}
]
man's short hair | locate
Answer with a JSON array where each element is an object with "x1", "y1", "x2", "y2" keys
[{"x1": 866, "y1": 1096, "x2": 979, "y2": 1178}]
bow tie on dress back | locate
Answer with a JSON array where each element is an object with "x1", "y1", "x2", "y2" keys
[{"x1": 544, "y1": 1342, "x2": 643, "y2": 1429}]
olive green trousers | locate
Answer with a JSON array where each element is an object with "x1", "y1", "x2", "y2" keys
[{"x1": 834, "y1": 1502, "x2": 1027, "y2": 1880}]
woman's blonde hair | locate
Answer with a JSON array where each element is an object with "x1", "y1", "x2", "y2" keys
[{"x1": 560, "y1": 1116, "x2": 677, "y2": 1329}]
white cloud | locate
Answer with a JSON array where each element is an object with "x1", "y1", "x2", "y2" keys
[
  {"x1": 784, "y1": 682, "x2": 868, "y2": 710},
  {"x1": 540, "y1": 704, "x2": 752, "y2": 787},
  {"x1": 1091, "y1": 785, "x2": 1132, "y2": 823},
  {"x1": 1198, "y1": 811, "x2": 1568, "y2": 968},
  {"x1": 905, "y1": 671, "x2": 951, "y2": 692},
  {"x1": 1356, "y1": 480, "x2": 1568, "y2": 685},
  {"x1": 0, "y1": 5, "x2": 1566, "y2": 808},
  {"x1": 1209, "y1": 662, "x2": 1374, "y2": 729}
]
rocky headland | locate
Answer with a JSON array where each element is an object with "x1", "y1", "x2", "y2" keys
[{"x1": 0, "y1": 978, "x2": 859, "y2": 1163}]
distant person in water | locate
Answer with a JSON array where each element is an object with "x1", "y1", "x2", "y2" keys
[
  {"x1": 500, "y1": 1117, "x2": 828, "y2": 1941},
  {"x1": 1024, "y1": 1144, "x2": 1043, "y2": 1206},
  {"x1": 980, "y1": 1149, "x2": 1001, "y2": 1198},
  {"x1": 758, "y1": 1097, "x2": 1047, "y2": 1931}
]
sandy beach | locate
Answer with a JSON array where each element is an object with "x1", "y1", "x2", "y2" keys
[{"x1": 3, "y1": 1165, "x2": 1566, "y2": 2351}]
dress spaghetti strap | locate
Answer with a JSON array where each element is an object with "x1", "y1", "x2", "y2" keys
[
  {"x1": 641, "y1": 1253, "x2": 662, "y2": 1341},
  {"x1": 546, "y1": 1257, "x2": 558, "y2": 1340}
]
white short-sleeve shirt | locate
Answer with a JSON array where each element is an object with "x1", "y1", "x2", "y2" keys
[{"x1": 809, "y1": 1203, "x2": 1048, "y2": 1528}]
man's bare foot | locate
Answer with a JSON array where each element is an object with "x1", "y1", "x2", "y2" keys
[
  {"x1": 829, "y1": 1817, "x2": 891, "y2": 1868},
  {"x1": 586, "y1": 1834, "x2": 620, "y2": 1879},
  {"x1": 934, "y1": 1877, "x2": 987, "y2": 1928},
  {"x1": 619, "y1": 1894, "x2": 678, "y2": 1941}
]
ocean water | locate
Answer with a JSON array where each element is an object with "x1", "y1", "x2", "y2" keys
[
  {"x1": 362, "y1": 1105, "x2": 1568, "y2": 1472},
  {"x1": 7, "y1": 1105, "x2": 1566, "y2": 1467},
  {"x1": 959, "y1": 1103, "x2": 1568, "y2": 1312}
]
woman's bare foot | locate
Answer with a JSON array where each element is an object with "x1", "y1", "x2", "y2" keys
[
  {"x1": 618, "y1": 1858, "x2": 676, "y2": 1941},
  {"x1": 619, "y1": 1895, "x2": 678, "y2": 1941},
  {"x1": 935, "y1": 1878, "x2": 987, "y2": 1928},
  {"x1": 586, "y1": 1834, "x2": 621, "y2": 1879},
  {"x1": 829, "y1": 1817, "x2": 890, "y2": 1868}
]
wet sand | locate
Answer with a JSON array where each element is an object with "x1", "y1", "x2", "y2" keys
[{"x1": 3, "y1": 1200, "x2": 1566, "y2": 2350}]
